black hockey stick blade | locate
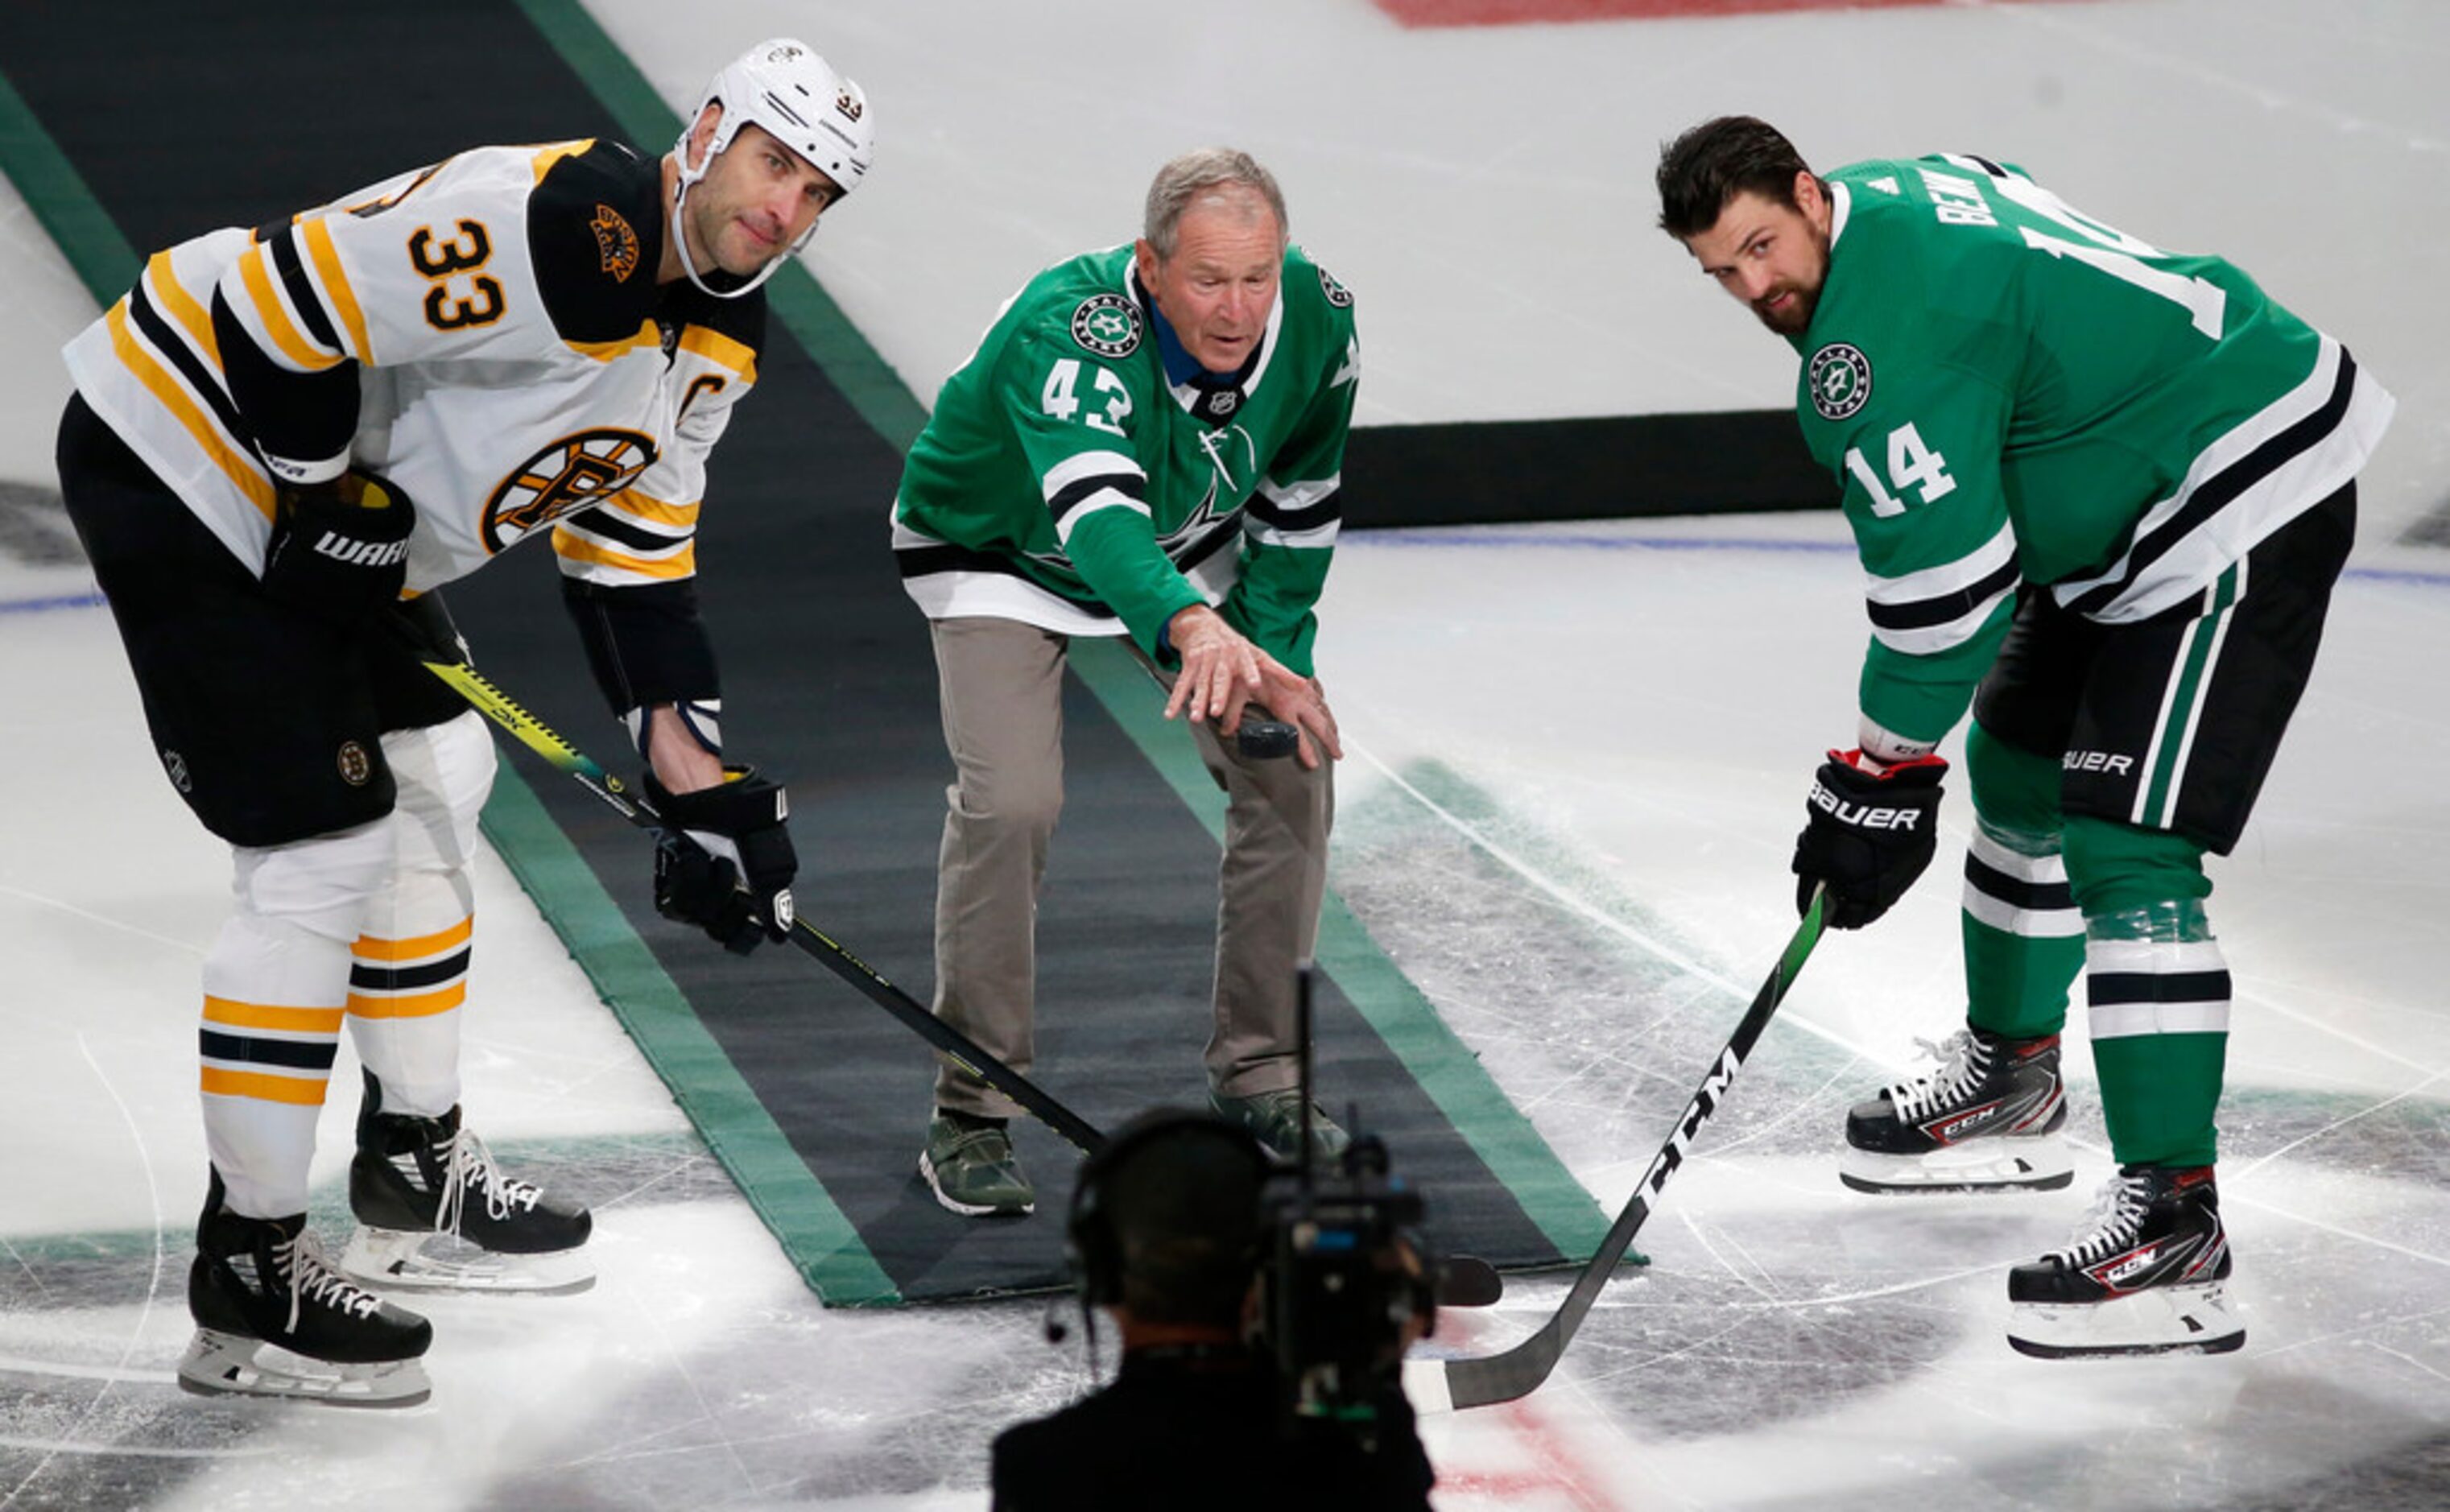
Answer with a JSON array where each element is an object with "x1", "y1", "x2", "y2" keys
[
  {"x1": 415, "y1": 656, "x2": 1109, "y2": 1156},
  {"x1": 1404, "y1": 889, "x2": 1828, "y2": 1411},
  {"x1": 1436, "y1": 1254, "x2": 1504, "y2": 1308}
]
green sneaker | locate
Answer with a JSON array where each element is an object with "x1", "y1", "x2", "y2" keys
[
  {"x1": 1208, "y1": 1088, "x2": 1351, "y2": 1163},
  {"x1": 920, "y1": 1112, "x2": 1035, "y2": 1217}
]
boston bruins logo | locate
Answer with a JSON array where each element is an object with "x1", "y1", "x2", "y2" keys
[
  {"x1": 591, "y1": 203, "x2": 640, "y2": 283},
  {"x1": 482, "y1": 428, "x2": 659, "y2": 553},
  {"x1": 336, "y1": 741, "x2": 374, "y2": 787},
  {"x1": 1807, "y1": 342, "x2": 1872, "y2": 422},
  {"x1": 1070, "y1": 292, "x2": 1142, "y2": 358}
]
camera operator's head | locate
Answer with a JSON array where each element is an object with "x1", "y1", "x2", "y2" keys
[
  {"x1": 1067, "y1": 1108, "x2": 1270, "y2": 1340},
  {"x1": 1001, "y1": 1107, "x2": 1440, "y2": 1510}
]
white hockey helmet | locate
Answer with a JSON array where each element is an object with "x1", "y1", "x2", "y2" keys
[{"x1": 671, "y1": 37, "x2": 874, "y2": 297}]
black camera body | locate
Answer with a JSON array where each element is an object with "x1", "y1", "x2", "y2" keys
[{"x1": 1257, "y1": 1130, "x2": 1437, "y2": 1431}]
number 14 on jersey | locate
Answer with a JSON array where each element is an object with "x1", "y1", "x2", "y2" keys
[{"x1": 1845, "y1": 422, "x2": 1955, "y2": 517}]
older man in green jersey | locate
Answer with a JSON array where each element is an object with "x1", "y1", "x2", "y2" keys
[
  {"x1": 1657, "y1": 116, "x2": 2392, "y2": 1357},
  {"x1": 892, "y1": 148, "x2": 1355, "y2": 1216}
]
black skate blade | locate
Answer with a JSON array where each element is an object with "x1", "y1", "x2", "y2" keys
[{"x1": 1436, "y1": 1254, "x2": 1503, "y2": 1308}]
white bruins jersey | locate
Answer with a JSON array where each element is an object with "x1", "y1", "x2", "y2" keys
[{"x1": 62, "y1": 138, "x2": 760, "y2": 597}]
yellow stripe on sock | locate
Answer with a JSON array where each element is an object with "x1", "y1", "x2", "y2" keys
[
  {"x1": 202, "y1": 996, "x2": 347, "y2": 1035},
  {"x1": 201, "y1": 1067, "x2": 332, "y2": 1105}
]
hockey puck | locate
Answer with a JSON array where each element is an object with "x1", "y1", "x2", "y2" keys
[
  {"x1": 1234, "y1": 718, "x2": 1299, "y2": 760},
  {"x1": 1436, "y1": 1254, "x2": 1504, "y2": 1308}
]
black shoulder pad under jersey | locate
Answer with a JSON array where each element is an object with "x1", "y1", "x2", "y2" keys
[
  {"x1": 527, "y1": 140, "x2": 665, "y2": 345},
  {"x1": 659, "y1": 274, "x2": 768, "y2": 365}
]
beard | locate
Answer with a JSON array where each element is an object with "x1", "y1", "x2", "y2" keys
[
  {"x1": 1752, "y1": 283, "x2": 1819, "y2": 335},
  {"x1": 1750, "y1": 220, "x2": 1832, "y2": 336}
]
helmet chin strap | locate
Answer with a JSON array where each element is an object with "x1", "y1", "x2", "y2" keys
[{"x1": 668, "y1": 130, "x2": 812, "y2": 300}]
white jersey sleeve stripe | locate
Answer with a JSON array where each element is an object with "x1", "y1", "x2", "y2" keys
[
  {"x1": 1864, "y1": 523, "x2": 2017, "y2": 606},
  {"x1": 1052, "y1": 490, "x2": 1151, "y2": 546},
  {"x1": 1243, "y1": 516, "x2": 1340, "y2": 550},
  {"x1": 1863, "y1": 523, "x2": 2018, "y2": 655},
  {"x1": 1255, "y1": 474, "x2": 1338, "y2": 512},
  {"x1": 1043, "y1": 448, "x2": 1143, "y2": 499}
]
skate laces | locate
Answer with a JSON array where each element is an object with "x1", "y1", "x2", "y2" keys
[
  {"x1": 1886, "y1": 1030, "x2": 1989, "y2": 1122},
  {"x1": 272, "y1": 1229, "x2": 384, "y2": 1334},
  {"x1": 436, "y1": 1125, "x2": 545, "y2": 1236},
  {"x1": 2047, "y1": 1172, "x2": 2153, "y2": 1267}
]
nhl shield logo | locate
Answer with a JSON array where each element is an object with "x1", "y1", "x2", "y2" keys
[
  {"x1": 1808, "y1": 343, "x2": 1872, "y2": 422},
  {"x1": 1200, "y1": 389, "x2": 1242, "y2": 422},
  {"x1": 1070, "y1": 293, "x2": 1142, "y2": 358}
]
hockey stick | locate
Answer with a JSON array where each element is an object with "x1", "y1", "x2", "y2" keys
[
  {"x1": 1403, "y1": 887, "x2": 1830, "y2": 1411},
  {"x1": 415, "y1": 655, "x2": 1109, "y2": 1156},
  {"x1": 422, "y1": 655, "x2": 1521, "y2": 1303}
]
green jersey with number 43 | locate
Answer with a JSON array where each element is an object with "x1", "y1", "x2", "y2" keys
[
  {"x1": 1792, "y1": 154, "x2": 2394, "y2": 742},
  {"x1": 892, "y1": 242, "x2": 1359, "y2": 675}
]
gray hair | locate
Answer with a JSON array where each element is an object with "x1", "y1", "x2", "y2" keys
[{"x1": 1142, "y1": 148, "x2": 1287, "y2": 260}]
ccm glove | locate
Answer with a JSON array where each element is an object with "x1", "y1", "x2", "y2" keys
[
  {"x1": 260, "y1": 469, "x2": 415, "y2": 623},
  {"x1": 645, "y1": 766, "x2": 798, "y2": 955},
  {"x1": 1793, "y1": 749, "x2": 1948, "y2": 930}
]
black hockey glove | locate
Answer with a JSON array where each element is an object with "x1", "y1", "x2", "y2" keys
[
  {"x1": 1793, "y1": 749, "x2": 1948, "y2": 931},
  {"x1": 260, "y1": 469, "x2": 415, "y2": 624},
  {"x1": 645, "y1": 766, "x2": 797, "y2": 955}
]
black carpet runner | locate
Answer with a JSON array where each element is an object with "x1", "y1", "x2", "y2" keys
[{"x1": 2, "y1": 0, "x2": 1608, "y2": 1302}]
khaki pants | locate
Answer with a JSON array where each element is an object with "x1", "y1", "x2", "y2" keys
[{"x1": 928, "y1": 616, "x2": 1333, "y2": 1117}]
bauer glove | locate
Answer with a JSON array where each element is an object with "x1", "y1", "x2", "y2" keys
[
  {"x1": 1792, "y1": 749, "x2": 1948, "y2": 930},
  {"x1": 260, "y1": 469, "x2": 415, "y2": 624},
  {"x1": 645, "y1": 766, "x2": 797, "y2": 955}
]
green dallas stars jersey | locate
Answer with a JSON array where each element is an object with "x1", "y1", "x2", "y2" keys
[
  {"x1": 891, "y1": 242, "x2": 1359, "y2": 676},
  {"x1": 1790, "y1": 154, "x2": 2394, "y2": 743}
]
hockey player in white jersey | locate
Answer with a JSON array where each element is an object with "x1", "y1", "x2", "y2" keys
[{"x1": 54, "y1": 39, "x2": 872, "y2": 1407}]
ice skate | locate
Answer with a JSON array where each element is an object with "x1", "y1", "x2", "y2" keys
[
  {"x1": 343, "y1": 1072, "x2": 594, "y2": 1295},
  {"x1": 1840, "y1": 1027, "x2": 2073, "y2": 1193},
  {"x1": 179, "y1": 1171, "x2": 433, "y2": 1408},
  {"x1": 2007, "y1": 1163, "x2": 2243, "y2": 1358}
]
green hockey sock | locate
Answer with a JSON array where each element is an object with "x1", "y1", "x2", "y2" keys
[{"x1": 2085, "y1": 899, "x2": 2228, "y2": 1168}]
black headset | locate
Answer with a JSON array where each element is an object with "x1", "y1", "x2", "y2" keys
[{"x1": 1064, "y1": 1107, "x2": 1270, "y2": 1310}]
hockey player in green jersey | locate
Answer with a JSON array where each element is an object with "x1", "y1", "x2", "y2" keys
[
  {"x1": 1656, "y1": 116, "x2": 2393, "y2": 1357},
  {"x1": 894, "y1": 148, "x2": 1355, "y2": 1215}
]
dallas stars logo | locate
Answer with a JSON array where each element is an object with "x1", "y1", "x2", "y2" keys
[
  {"x1": 1808, "y1": 342, "x2": 1872, "y2": 422},
  {"x1": 1070, "y1": 292, "x2": 1142, "y2": 357}
]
